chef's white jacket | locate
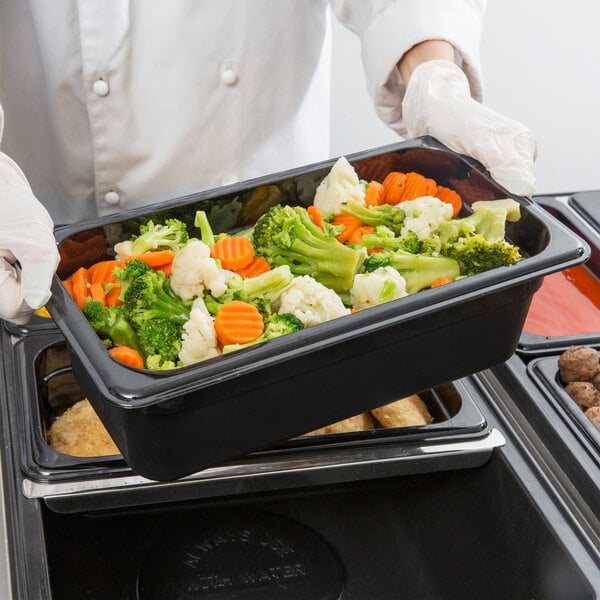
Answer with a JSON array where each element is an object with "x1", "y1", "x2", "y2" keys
[{"x1": 0, "y1": 0, "x2": 485, "y2": 225}]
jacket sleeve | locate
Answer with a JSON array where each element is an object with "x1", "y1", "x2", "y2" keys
[{"x1": 329, "y1": 0, "x2": 486, "y2": 134}]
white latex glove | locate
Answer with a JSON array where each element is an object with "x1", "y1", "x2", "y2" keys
[
  {"x1": 0, "y1": 153, "x2": 60, "y2": 324},
  {"x1": 402, "y1": 60, "x2": 537, "y2": 197}
]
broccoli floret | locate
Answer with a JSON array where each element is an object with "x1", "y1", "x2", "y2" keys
[
  {"x1": 359, "y1": 226, "x2": 423, "y2": 254},
  {"x1": 204, "y1": 265, "x2": 294, "y2": 316},
  {"x1": 442, "y1": 234, "x2": 522, "y2": 276},
  {"x1": 252, "y1": 205, "x2": 364, "y2": 293},
  {"x1": 137, "y1": 318, "x2": 183, "y2": 363},
  {"x1": 81, "y1": 300, "x2": 144, "y2": 355},
  {"x1": 262, "y1": 312, "x2": 304, "y2": 337},
  {"x1": 112, "y1": 258, "x2": 153, "y2": 301},
  {"x1": 340, "y1": 201, "x2": 406, "y2": 236},
  {"x1": 122, "y1": 269, "x2": 192, "y2": 327},
  {"x1": 221, "y1": 312, "x2": 304, "y2": 353},
  {"x1": 129, "y1": 218, "x2": 189, "y2": 255},
  {"x1": 363, "y1": 252, "x2": 393, "y2": 273},
  {"x1": 364, "y1": 250, "x2": 460, "y2": 295},
  {"x1": 437, "y1": 199, "x2": 522, "y2": 275},
  {"x1": 472, "y1": 199, "x2": 522, "y2": 222},
  {"x1": 145, "y1": 354, "x2": 179, "y2": 370},
  {"x1": 438, "y1": 199, "x2": 521, "y2": 245}
]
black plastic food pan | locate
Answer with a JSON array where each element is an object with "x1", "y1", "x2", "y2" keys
[
  {"x1": 46, "y1": 137, "x2": 589, "y2": 480},
  {"x1": 527, "y1": 350, "x2": 600, "y2": 458},
  {"x1": 518, "y1": 195, "x2": 600, "y2": 357},
  {"x1": 570, "y1": 190, "x2": 600, "y2": 234},
  {"x1": 15, "y1": 332, "x2": 489, "y2": 484}
]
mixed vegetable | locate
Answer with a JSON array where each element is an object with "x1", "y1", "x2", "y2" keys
[{"x1": 62, "y1": 157, "x2": 523, "y2": 370}]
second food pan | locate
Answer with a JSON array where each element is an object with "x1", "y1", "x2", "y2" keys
[
  {"x1": 518, "y1": 194, "x2": 600, "y2": 357},
  {"x1": 527, "y1": 349, "x2": 600, "y2": 460},
  {"x1": 10, "y1": 331, "x2": 504, "y2": 512},
  {"x1": 46, "y1": 137, "x2": 589, "y2": 481}
]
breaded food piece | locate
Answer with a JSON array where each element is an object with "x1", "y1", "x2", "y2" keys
[
  {"x1": 585, "y1": 406, "x2": 600, "y2": 432},
  {"x1": 558, "y1": 346, "x2": 600, "y2": 383},
  {"x1": 371, "y1": 394, "x2": 433, "y2": 428},
  {"x1": 47, "y1": 399, "x2": 119, "y2": 457},
  {"x1": 305, "y1": 412, "x2": 376, "y2": 436},
  {"x1": 565, "y1": 381, "x2": 600, "y2": 409}
]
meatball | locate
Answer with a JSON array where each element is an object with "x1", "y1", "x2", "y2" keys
[
  {"x1": 592, "y1": 367, "x2": 600, "y2": 391},
  {"x1": 585, "y1": 406, "x2": 600, "y2": 432},
  {"x1": 558, "y1": 346, "x2": 600, "y2": 383},
  {"x1": 565, "y1": 381, "x2": 600, "y2": 409}
]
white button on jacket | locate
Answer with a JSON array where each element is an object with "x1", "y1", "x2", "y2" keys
[
  {"x1": 92, "y1": 78, "x2": 110, "y2": 97},
  {"x1": 0, "y1": 1, "x2": 485, "y2": 225},
  {"x1": 103, "y1": 190, "x2": 120, "y2": 206},
  {"x1": 220, "y1": 63, "x2": 238, "y2": 87}
]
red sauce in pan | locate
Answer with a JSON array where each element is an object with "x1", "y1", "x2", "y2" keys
[{"x1": 524, "y1": 265, "x2": 600, "y2": 336}]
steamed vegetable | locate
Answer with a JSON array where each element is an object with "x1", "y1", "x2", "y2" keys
[
  {"x1": 108, "y1": 345, "x2": 145, "y2": 369},
  {"x1": 274, "y1": 275, "x2": 351, "y2": 327},
  {"x1": 397, "y1": 197, "x2": 454, "y2": 241},
  {"x1": 435, "y1": 186, "x2": 462, "y2": 218},
  {"x1": 363, "y1": 250, "x2": 461, "y2": 295},
  {"x1": 382, "y1": 171, "x2": 436, "y2": 204},
  {"x1": 222, "y1": 312, "x2": 305, "y2": 353},
  {"x1": 71, "y1": 156, "x2": 523, "y2": 371},
  {"x1": 214, "y1": 300, "x2": 265, "y2": 345},
  {"x1": 178, "y1": 307, "x2": 220, "y2": 367},
  {"x1": 340, "y1": 201, "x2": 406, "y2": 236},
  {"x1": 235, "y1": 256, "x2": 271, "y2": 278},
  {"x1": 169, "y1": 240, "x2": 231, "y2": 301},
  {"x1": 71, "y1": 267, "x2": 91, "y2": 309},
  {"x1": 112, "y1": 258, "x2": 153, "y2": 302},
  {"x1": 206, "y1": 265, "x2": 294, "y2": 315},
  {"x1": 438, "y1": 199, "x2": 522, "y2": 275},
  {"x1": 252, "y1": 204, "x2": 364, "y2": 293},
  {"x1": 129, "y1": 218, "x2": 189, "y2": 255},
  {"x1": 81, "y1": 300, "x2": 144, "y2": 355},
  {"x1": 364, "y1": 180, "x2": 385, "y2": 207},
  {"x1": 358, "y1": 226, "x2": 423, "y2": 255},
  {"x1": 210, "y1": 236, "x2": 255, "y2": 271},
  {"x1": 124, "y1": 250, "x2": 176, "y2": 270},
  {"x1": 121, "y1": 268, "x2": 192, "y2": 328},
  {"x1": 330, "y1": 213, "x2": 363, "y2": 243},
  {"x1": 137, "y1": 318, "x2": 183, "y2": 366},
  {"x1": 350, "y1": 266, "x2": 407, "y2": 309},
  {"x1": 313, "y1": 155, "x2": 366, "y2": 215}
]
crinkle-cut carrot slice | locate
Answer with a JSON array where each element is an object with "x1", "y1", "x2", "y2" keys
[
  {"x1": 210, "y1": 237, "x2": 254, "y2": 271},
  {"x1": 214, "y1": 300, "x2": 264, "y2": 346}
]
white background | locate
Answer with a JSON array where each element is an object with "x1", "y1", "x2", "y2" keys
[{"x1": 330, "y1": 1, "x2": 600, "y2": 196}]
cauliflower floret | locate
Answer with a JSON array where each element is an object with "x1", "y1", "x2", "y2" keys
[
  {"x1": 313, "y1": 156, "x2": 366, "y2": 216},
  {"x1": 275, "y1": 275, "x2": 350, "y2": 327},
  {"x1": 191, "y1": 295, "x2": 212, "y2": 315},
  {"x1": 114, "y1": 240, "x2": 134, "y2": 261},
  {"x1": 170, "y1": 240, "x2": 233, "y2": 301},
  {"x1": 179, "y1": 308, "x2": 220, "y2": 366},
  {"x1": 350, "y1": 267, "x2": 407, "y2": 309},
  {"x1": 399, "y1": 196, "x2": 453, "y2": 240}
]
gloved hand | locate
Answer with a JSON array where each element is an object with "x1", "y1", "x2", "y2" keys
[
  {"x1": 0, "y1": 154, "x2": 60, "y2": 324},
  {"x1": 402, "y1": 60, "x2": 537, "y2": 197}
]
